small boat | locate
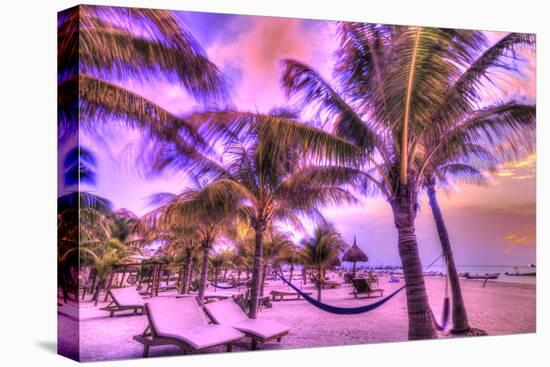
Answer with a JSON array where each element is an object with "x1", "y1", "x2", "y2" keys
[
  {"x1": 504, "y1": 271, "x2": 536, "y2": 277},
  {"x1": 529, "y1": 264, "x2": 536, "y2": 268},
  {"x1": 463, "y1": 272, "x2": 500, "y2": 280}
]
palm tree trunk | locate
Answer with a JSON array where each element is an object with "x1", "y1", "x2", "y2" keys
[
  {"x1": 392, "y1": 185, "x2": 438, "y2": 340},
  {"x1": 427, "y1": 184, "x2": 471, "y2": 332},
  {"x1": 197, "y1": 242, "x2": 210, "y2": 305},
  {"x1": 249, "y1": 221, "x2": 265, "y2": 319},
  {"x1": 180, "y1": 249, "x2": 191, "y2": 294},
  {"x1": 183, "y1": 257, "x2": 193, "y2": 294},
  {"x1": 317, "y1": 265, "x2": 322, "y2": 301},
  {"x1": 260, "y1": 264, "x2": 267, "y2": 297}
]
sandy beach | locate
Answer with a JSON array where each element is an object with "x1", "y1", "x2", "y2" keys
[{"x1": 58, "y1": 275, "x2": 536, "y2": 361}]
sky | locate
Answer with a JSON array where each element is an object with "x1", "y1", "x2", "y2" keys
[{"x1": 72, "y1": 9, "x2": 536, "y2": 267}]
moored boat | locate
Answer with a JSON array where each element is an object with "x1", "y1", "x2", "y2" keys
[
  {"x1": 463, "y1": 272, "x2": 500, "y2": 280},
  {"x1": 504, "y1": 271, "x2": 536, "y2": 277}
]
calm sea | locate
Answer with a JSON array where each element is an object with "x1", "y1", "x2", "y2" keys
[
  {"x1": 427, "y1": 264, "x2": 537, "y2": 285},
  {"x1": 334, "y1": 264, "x2": 537, "y2": 285}
]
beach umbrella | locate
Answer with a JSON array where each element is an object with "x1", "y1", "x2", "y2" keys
[{"x1": 342, "y1": 236, "x2": 368, "y2": 276}]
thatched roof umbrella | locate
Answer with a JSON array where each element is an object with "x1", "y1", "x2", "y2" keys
[{"x1": 342, "y1": 236, "x2": 368, "y2": 276}]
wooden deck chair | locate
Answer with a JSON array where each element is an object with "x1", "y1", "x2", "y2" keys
[
  {"x1": 100, "y1": 287, "x2": 145, "y2": 317},
  {"x1": 203, "y1": 298, "x2": 290, "y2": 350},
  {"x1": 133, "y1": 297, "x2": 245, "y2": 357},
  {"x1": 351, "y1": 278, "x2": 384, "y2": 299}
]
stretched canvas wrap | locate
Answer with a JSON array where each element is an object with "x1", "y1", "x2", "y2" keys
[{"x1": 57, "y1": 4, "x2": 536, "y2": 362}]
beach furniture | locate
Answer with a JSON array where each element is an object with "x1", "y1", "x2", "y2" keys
[
  {"x1": 351, "y1": 278, "x2": 384, "y2": 298},
  {"x1": 203, "y1": 298, "x2": 290, "y2": 350},
  {"x1": 367, "y1": 272, "x2": 379, "y2": 286},
  {"x1": 177, "y1": 291, "x2": 241, "y2": 303},
  {"x1": 133, "y1": 297, "x2": 245, "y2": 357},
  {"x1": 270, "y1": 289, "x2": 313, "y2": 301},
  {"x1": 100, "y1": 287, "x2": 145, "y2": 317},
  {"x1": 311, "y1": 273, "x2": 341, "y2": 288}
]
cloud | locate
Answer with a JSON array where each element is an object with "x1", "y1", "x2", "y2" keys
[
  {"x1": 205, "y1": 16, "x2": 338, "y2": 112},
  {"x1": 502, "y1": 225, "x2": 536, "y2": 253}
]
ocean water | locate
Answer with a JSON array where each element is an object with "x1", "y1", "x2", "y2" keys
[
  {"x1": 279, "y1": 264, "x2": 536, "y2": 285},
  {"x1": 427, "y1": 264, "x2": 537, "y2": 285},
  {"x1": 333, "y1": 264, "x2": 537, "y2": 285}
]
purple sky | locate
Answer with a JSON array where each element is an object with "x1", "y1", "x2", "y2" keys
[{"x1": 75, "y1": 10, "x2": 536, "y2": 266}]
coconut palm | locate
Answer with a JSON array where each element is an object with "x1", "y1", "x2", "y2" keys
[
  {"x1": 299, "y1": 222, "x2": 346, "y2": 301},
  {"x1": 58, "y1": 5, "x2": 227, "y2": 163},
  {"x1": 138, "y1": 211, "x2": 203, "y2": 294},
  {"x1": 58, "y1": 145, "x2": 113, "y2": 302},
  {"x1": 279, "y1": 25, "x2": 535, "y2": 339},
  {"x1": 147, "y1": 182, "x2": 243, "y2": 304},
  {"x1": 260, "y1": 228, "x2": 295, "y2": 296},
  {"x1": 167, "y1": 108, "x2": 362, "y2": 318},
  {"x1": 419, "y1": 143, "x2": 500, "y2": 333}
]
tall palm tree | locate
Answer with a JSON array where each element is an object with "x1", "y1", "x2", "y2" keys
[
  {"x1": 279, "y1": 25, "x2": 535, "y2": 339},
  {"x1": 419, "y1": 143, "x2": 500, "y2": 333},
  {"x1": 169, "y1": 109, "x2": 360, "y2": 318},
  {"x1": 299, "y1": 222, "x2": 346, "y2": 301}
]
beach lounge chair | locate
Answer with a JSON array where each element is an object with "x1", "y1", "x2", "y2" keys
[
  {"x1": 133, "y1": 297, "x2": 245, "y2": 357},
  {"x1": 318, "y1": 277, "x2": 341, "y2": 289},
  {"x1": 203, "y1": 298, "x2": 290, "y2": 350},
  {"x1": 100, "y1": 287, "x2": 145, "y2": 317},
  {"x1": 270, "y1": 290, "x2": 312, "y2": 301},
  {"x1": 311, "y1": 273, "x2": 341, "y2": 289},
  {"x1": 177, "y1": 291, "x2": 240, "y2": 303},
  {"x1": 351, "y1": 278, "x2": 384, "y2": 299}
]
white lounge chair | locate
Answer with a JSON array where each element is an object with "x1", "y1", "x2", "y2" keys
[
  {"x1": 133, "y1": 297, "x2": 245, "y2": 357},
  {"x1": 204, "y1": 298, "x2": 290, "y2": 350},
  {"x1": 177, "y1": 291, "x2": 240, "y2": 303},
  {"x1": 100, "y1": 287, "x2": 145, "y2": 317}
]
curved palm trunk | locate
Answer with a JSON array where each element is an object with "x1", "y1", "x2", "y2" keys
[
  {"x1": 392, "y1": 185, "x2": 438, "y2": 340},
  {"x1": 427, "y1": 184, "x2": 471, "y2": 332},
  {"x1": 249, "y1": 221, "x2": 265, "y2": 319},
  {"x1": 197, "y1": 242, "x2": 210, "y2": 305}
]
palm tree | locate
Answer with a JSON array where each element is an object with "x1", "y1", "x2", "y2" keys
[
  {"x1": 58, "y1": 145, "x2": 113, "y2": 302},
  {"x1": 299, "y1": 222, "x2": 346, "y2": 301},
  {"x1": 279, "y1": 25, "x2": 535, "y2": 339},
  {"x1": 148, "y1": 182, "x2": 243, "y2": 305},
  {"x1": 419, "y1": 143, "x2": 501, "y2": 333},
  {"x1": 58, "y1": 6, "x2": 227, "y2": 164},
  {"x1": 260, "y1": 228, "x2": 295, "y2": 296},
  {"x1": 175, "y1": 108, "x2": 360, "y2": 318}
]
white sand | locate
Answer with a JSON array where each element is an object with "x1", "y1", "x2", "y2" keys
[{"x1": 58, "y1": 276, "x2": 536, "y2": 361}]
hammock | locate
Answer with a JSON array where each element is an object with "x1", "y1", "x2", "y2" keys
[
  {"x1": 434, "y1": 296, "x2": 450, "y2": 331},
  {"x1": 274, "y1": 271, "x2": 406, "y2": 315},
  {"x1": 209, "y1": 282, "x2": 245, "y2": 289},
  {"x1": 273, "y1": 251, "x2": 451, "y2": 331},
  {"x1": 432, "y1": 270, "x2": 450, "y2": 331}
]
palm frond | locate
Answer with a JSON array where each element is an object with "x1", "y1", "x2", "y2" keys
[
  {"x1": 189, "y1": 111, "x2": 365, "y2": 166},
  {"x1": 281, "y1": 59, "x2": 378, "y2": 152}
]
